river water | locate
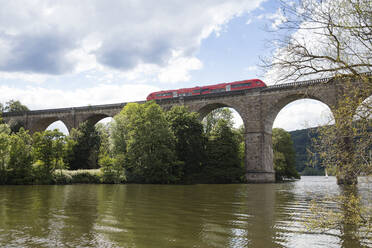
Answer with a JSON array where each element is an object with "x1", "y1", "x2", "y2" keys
[{"x1": 0, "y1": 176, "x2": 371, "y2": 248}]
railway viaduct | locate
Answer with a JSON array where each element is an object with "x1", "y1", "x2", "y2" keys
[{"x1": 2, "y1": 76, "x2": 371, "y2": 183}]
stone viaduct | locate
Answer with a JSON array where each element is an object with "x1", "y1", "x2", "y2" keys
[{"x1": 2, "y1": 76, "x2": 371, "y2": 183}]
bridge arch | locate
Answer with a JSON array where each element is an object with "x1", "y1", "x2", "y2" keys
[
  {"x1": 81, "y1": 113, "x2": 112, "y2": 126},
  {"x1": 29, "y1": 117, "x2": 73, "y2": 134},
  {"x1": 192, "y1": 101, "x2": 246, "y2": 123},
  {"x1": 46, "y1": 120, "x2": 69, "y2": 135},
  {"x1": 265, "y1": 93, "x2": 335, "y2": 133},
  {"x1": 96, "y1": 117, "x2": 114, "y2": 125},
  {"x1": 273, "y1": 99, "x2": 334, "y2": 130}
]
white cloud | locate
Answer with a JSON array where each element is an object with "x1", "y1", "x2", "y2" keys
[
  {"x1": 0, "y1": 84, "x2": 159, "y2": 110},
  {"x1": 157, "y1": 54, "x2": 203, "y2": 83},
  {"x1": 256, "y1": 8, "x2": 286, "y2": 30},
  {"x1": 244, "y1": 65, "x2": 258, "y2": 72},
  {"x1": 0, "y1": 0, "x2": 265, "y2": 83}
]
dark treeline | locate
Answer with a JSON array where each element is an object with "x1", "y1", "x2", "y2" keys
[
  {"x1": 0, "y1": 101, "x2": 299, "y2": 185},
  {"x1": 290, "y1": 128, "x2": 325, "y2": 176},
  {"x1": 290, "y1": 119, "x2": 372, "y2": 176}
]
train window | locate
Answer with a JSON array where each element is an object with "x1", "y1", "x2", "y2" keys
[
  {"x1": 211, "y1": 88, "x2": 225, "y2": 93},
  {"x1": 193, "y1": 90, "x2": 201, "y2": 93},
  {"x1": 231, "y1": 82, "x2": 252, "y2": 88},
  {"x1": 255, "y1": 81, "x2": 261, "y2": 84},
  {"x1": 201, "y1": 88, "x2": 209, "y2": 93},
  {"x1": 156, "y1": 92, "x2": 172, "y2": 97}
]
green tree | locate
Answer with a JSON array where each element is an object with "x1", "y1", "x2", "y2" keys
[
  {"x1": 32, "y1": 130, "x2": 66, "y2": 183},
  {"x1": 3, "y1": 100, "x2": 29, "y2": 112},
  {"x1": 99, "y1": 154, "x2": 126, "y2": 184},
  {"x1": 166, "y1": 106, "x2": 205, "y2": 182},
  {"x1": 111, "y1": 111, "x2": 128, "y2": 157},
  {"x1": 0, "y1": 100, "x2": 29, "y2": 132},
  {"x1": 7, "y1": 128, "x2": 33, "y2": 184},
  {"x1": 203, "y1": 107, "x2": 234, "y2": 135},
  {"x1": 204, "y1": 119, "x2": 243, "y2": 183},
  {"x1": 96, "y1": 123, "x2": 111, "y2": 157},
  {"x1": 0, "y1": 124, "x2": 11, "y2": 184},
  {"x1": 112, "y1": 102, "x2": 180, "y2": 183},
  {"x1": 235, "y1": 125, "x2": 245, "y2": 168},
  {"x1": 309, "y1": 77, "x2": 371, "y2": 184},
  {"x1": 67, "y1": 121, "x2": 101, "y2": 170},
  {"x1": 272, "y1": 128, "x2": 300, "y2": 181},
  {"x1": 96, "y1": 122, "x2": 126, "y2": 183}
]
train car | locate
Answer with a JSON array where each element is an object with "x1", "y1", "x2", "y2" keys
[{"x1": 146, "y1": 79, "x2": 266, "y2": 100}]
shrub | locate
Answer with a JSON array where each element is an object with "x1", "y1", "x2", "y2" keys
[
  {"x1": 32, "y1": 161, "x2": 54, "y2": 184},
  {"x1": 69, "y1": 169, "x2": 101, "y2": 184},
  {"x1": 53, "y1": 169, "x2": 102, "y2": 184},
  {"x1": 99, "y1": 155, "x2": 126, "y2": 184},
  {"x1": 53, "y1": 170, "x2": 72, "y2": 184}
]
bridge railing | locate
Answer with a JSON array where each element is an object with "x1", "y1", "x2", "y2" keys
[
  {"x1": 1, "y1": 102, "x2": 136, "y2": 117},
  {"x1": 264, "y1": 71, "x2": 371, "y2": 91},
  {"x1": 264, "y1": 77, "x2": 331, "y2": 91}
]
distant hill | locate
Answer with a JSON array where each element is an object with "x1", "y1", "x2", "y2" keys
[
  {"x1": 289, "y1": 128, "x2": 325, "y2": 176},
  {"x1": 289, "y1": 121, "x2": 371, "y2": 175}
]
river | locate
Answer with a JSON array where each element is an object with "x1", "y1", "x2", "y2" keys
[{"x1": 0, "y1": 176, "x2": 371, "y2": 248}]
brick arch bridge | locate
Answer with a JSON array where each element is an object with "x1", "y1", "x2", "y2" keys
[{"x1": 3, "y1": 76, "x2": 371, "y2": 183}]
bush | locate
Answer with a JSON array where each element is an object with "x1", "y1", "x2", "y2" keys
[
  {"x1": 53, "y1": 170, "x2": 73, "y2": 184},
  {"x1": 32, "y1": 161, "x2": 54, "y2": 184},
  {"x1": 99, "y1": 155, "x2": 126, "y2": 184},
  {"x1": 53, "y1": 169, "x2": 102, "y2": 184},
  {"x1": 69, "y1": 169, "x2": 101, "y2": 183}
]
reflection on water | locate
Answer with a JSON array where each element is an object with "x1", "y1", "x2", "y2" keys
[{"x1": 0, "y1": 177, "x2": 370, "y2": 247}]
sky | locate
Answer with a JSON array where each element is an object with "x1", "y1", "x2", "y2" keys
[{"x1": 0, "y1": 0, "x2": 334, "y2": 132}]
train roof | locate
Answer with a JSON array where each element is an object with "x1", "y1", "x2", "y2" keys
[{"x1": 147, "y1": 79, "x2": 265, "y2": 95}]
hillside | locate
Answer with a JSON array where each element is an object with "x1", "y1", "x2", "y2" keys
[{"x1": 289, "y1": 128, "x2": 325, "y2": 176}]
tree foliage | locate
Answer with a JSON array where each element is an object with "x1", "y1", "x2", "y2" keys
[
  {"x1": 306, "y1": 185, "x2": 372, "y2": 245},
  {"x1": 166, "y1": 106, "x2": 205, "y2": 182},
  {"x1": 0, "y1": 124, "x2": 11, "y2": 184},
  {"x1": 2, "y1": 100, "x2": 29, "y2": 113},
  {"x1": 96, "y1": 123, "x2": 126, "y2": 183},
  {"x1": 203, "y1": 107, "x2": 234, "y2": 135},
  {"x1": 262, "y1": 0, "x2": 372, "y2": 83},
  {"x1": 0, "y1": 100, "x2": 29, "y2": 132},
  {"x1": 7, "y1": 128, "x2": 33, "y2": 184},
  {"x1": 32, "y1": 130, "x2": 66, "y2": 183},
  {"x1": 272, "y1": 128, "x2": 300, "y2": 181},
  {"x1": 309, "y1": 77, "x2": 371, "y2": 184},
  {"x1": 204, "y1": 119, "x2": 243, "y2": 183},
  {"x1": 112, "y1": 102, "x2": 180, "y2": 183},
  {"x1": 67, "y1": 121, "x2": 101, "y2": 170},
  {"x1": 99, "y1": 154, "x2": 126, "y2": 184}
]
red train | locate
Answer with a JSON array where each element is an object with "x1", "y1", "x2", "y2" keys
[{"x1": 146, "y1": 79, "x2": 266, "y2": 100}]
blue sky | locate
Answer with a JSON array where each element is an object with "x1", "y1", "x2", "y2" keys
[{"x1": 0, "y1": 0, "x2": 332, "y2": 131}]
